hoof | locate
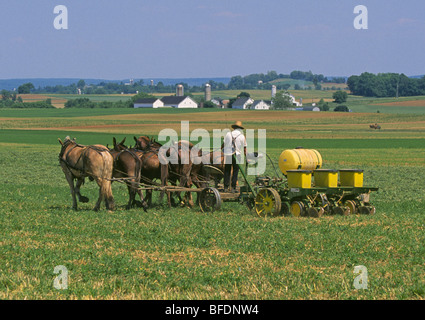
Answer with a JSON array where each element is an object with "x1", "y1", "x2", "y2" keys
[{"x1": 79, "y1": 196, "x2": 89, "y2": 203}]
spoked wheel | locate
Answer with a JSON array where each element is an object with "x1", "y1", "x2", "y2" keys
[
  {"x1": 255, "y1": 188, "x2": 282, "y2": 218},
  {"x1": 290, "y1": 201, "x2": 306, "y2": 217},
  {"x1": 344, "y1": 200, "x2": 357, "y2": 215},
  {"x1": 199, "y1": 187, "x2": 221, "y2": 213}
]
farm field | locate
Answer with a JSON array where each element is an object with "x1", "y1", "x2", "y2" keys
[{"x1": 0, "y1": 105, "x2": 425, "y2": 300}]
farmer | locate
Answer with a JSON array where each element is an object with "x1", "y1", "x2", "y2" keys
[{"x1": 223, "y1": 121, "x2": 247, "y2": 193}]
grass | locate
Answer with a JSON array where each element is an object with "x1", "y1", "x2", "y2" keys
[{"x1": 0, "y1": 106, "x2": 425, "y2": 300}]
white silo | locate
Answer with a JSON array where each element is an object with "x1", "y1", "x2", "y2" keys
[
  {"x1": 271, "y1": 85, "x2": 277, "y2": 98},
  {"x1": 205, "y1": 83, "x2": 211, "y2": 101},
  {"x1": 176, "y1": 84, "x2": 184, "y2": 96}
]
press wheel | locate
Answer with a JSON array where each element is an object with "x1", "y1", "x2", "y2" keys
[
  {"x1": 255, "y1": 188, "x2": 282, "y2": 217},
  {"x1": 290, "y1": 201, "x2": 306, "y2": 217},
  {"x1": 281, "y1": 202, "x2": 291, "y2": 216},
  {"x1": 308, "y1": 207, "x2": 324, "y2": 218},
  {"x1": 199, "y1": 187, "x2": 221, "y2": 213},
  {"x1": 344, "y1": 200, "x2": 357, "y2": 215}
]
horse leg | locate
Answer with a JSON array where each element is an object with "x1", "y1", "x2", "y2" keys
[
  {"x1": 75, "y1": 178, "x2": 89, "y2": 203},
  {"x1": 62, "y1": 169, "x2": 78, "y2": 210},
  {"x1": 103, "y1": 179, "x2": 115, "y2": 211},
  {"x1": 126, "y1": 183, "x2": 136, "y2": 209},
  {"x1": 145, "y1": 189, "x2": 153, "y2": 207},
  {"x1": 136, "y1": 187, "x2": 148, "y2": 212}
]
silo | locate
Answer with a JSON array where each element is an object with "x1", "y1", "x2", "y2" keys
[
  {"x1": 176, "y1": 84, "x2": 184, "y2": 96},
  {"x1": 205, "y1": 84, "x2": 211, "y2": 101},
  {"x1": 271, "y1": 85, "x2": 277, "y2": 98}
]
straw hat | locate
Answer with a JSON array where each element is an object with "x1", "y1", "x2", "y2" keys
[{"x1": 231, "y1": 121, "x2": 244, "y2": 130}]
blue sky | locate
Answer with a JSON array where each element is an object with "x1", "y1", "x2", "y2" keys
[{"x1": 1, "y1": 0, "x2": 425, "y2": 79}]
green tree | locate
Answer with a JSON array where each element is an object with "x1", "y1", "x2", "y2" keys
[
  {"x1": 1, "y1": 90, "x2": 11, "y2": 100},
  {"x1": 237, "y1": 92, "x2": 251, "y2": 98},
  {"x1": 332, "y1": 90, "x2": 348, "y2": 103},
  {"x1": 17, "y1": 83, "x2": 35, "y2": 94},
  {"x1": 77, "y1": 79, "x2": 86, "y2": 88},
  {"x1": 317, "y1": 98, "x2": 329, "y2": 111},
  {"x1": 272, "y1": 91, "x2": 294, "y2": 109}
]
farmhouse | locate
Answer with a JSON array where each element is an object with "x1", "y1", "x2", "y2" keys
[
  {"x1": 133, "y1": 98, "x2": 164, "y2": 108},
  {"x1": 295, "y1": 106, "x2": 320, "y2": 111},
  {"x1": 133, "y1": 96, "x2": 198, "y2": 109},
  {"x1": 232, "y1": 97, "x2": 254, "y2": 109},
  {"x1": 285, "y1": 93, "x2": 302, "y2": 107},
  {"x1": 161, "y1": 96, "x2": 198, "y2": 108},
  {"x1": 251, "y1": 100, "x2": 271, "y2": 110}
]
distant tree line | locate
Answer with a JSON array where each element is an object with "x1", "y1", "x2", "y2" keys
[
  {"x1": 347, "y1": 73, "x2": 425, "y2": 97},
  {"x1": 0, "y1": 90, "x2": 54, "y2": 108},
  {"x1": 64, "y1": 92, "x2": 155, "y2": 108},
  {"x1": 12, "y1": 70, "x2": 345, "y2": 95},
  {"x1": 227, "y1": 70, "x2": 345, "y2": 90}
]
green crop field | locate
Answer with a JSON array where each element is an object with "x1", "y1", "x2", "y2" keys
[{"x1": 1, "y1": 101, "x2": 425, "y2": 300}]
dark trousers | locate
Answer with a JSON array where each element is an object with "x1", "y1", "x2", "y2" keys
[{"x1": 224, "y1": 155, "x2": 239, "y2": 190}]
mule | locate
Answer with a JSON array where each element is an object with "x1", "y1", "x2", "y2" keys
[
  {"x1": 109, "y1": 137, "x2": 148, "y2": 211},
  {"x1": 58, "y1": 137, "x2": 115, "y2": 211},
  {"x1": 135, "y1": 136, "x2": 196, "y2": 207}
]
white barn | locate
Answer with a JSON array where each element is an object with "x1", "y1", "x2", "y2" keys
[
  {"x1": 232, "y1": 97, "x2": 254, "y2": 109},
  {"x1": 134, "y1": 98, "x2": 164, "y2": 108},
  {"x1": 161, "y1": 96, "x2": 198, "y2": 108},
  {"x1": 251, "y1": 100, "x2": 271, "y2": 110}
]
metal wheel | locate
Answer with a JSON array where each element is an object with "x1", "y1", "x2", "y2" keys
[
  {"x1": 320, "y1": 194, "x2": 331, "y2": 215},
  {"x1": 308, "y1": 207, "x2": 324, "y2": 218},
  {"x1": 199, "y1": 187, "x2": 221, "y2": 213},
  {"x1": 255, "y1": 188, "x2": 282, "y2": 217},
  {"x1": 344, "y1": 200, "x2": 357, "y2": 215},
  {"x1": 290, "y1": 201, "x2": 306, "y2": 217},
  {"x1": 332, "y1": 206, "x2": 349, "y2": 216},
  {"x1": 359, "y1": 205, "x2": 375, "y2": 215},
  {"x1": 281, "y1": 202, "x2": 291, "y2": 216}
]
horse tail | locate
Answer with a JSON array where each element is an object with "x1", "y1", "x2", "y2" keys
[{"x1": 101, "y1": 150, "x2": 115, "y2": 210}]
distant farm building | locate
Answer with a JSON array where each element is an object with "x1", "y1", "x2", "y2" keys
[
  {"x1": 232, "y1": 97, "x2": 254, "y2": 109},
  {"x1": 134, "y1": 98, "x2": 164, "y2": 108},
  {"x1": 295, "y1": 106, "x2": 321, "y2": 112},
  {"x1": 285, "y1": 93, "x2": 302, "y2": 107},
  {"x1": 251, "y1": 100, "x2": 271, "y2": 110},
  {"x1": 133, "y1": 96, "x2": 198, "y2": 109},
  {"x1": 161, "y1": 96, "x2": 198, "y2": 108}
]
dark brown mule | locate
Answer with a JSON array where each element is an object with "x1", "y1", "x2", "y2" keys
[
  {"x1": 134, "y1": 136, "x2": 170, "y2": 207},
  {"x1": 135, "y1": 136, "x2": 194, "y2": 207},
  {"x1": 163, "y1": 140, "x2": 212, "y2": 207},
  {"x1": 109, "y1": 137, "x2": 148, "y2": 211},
  {"x1": 58, "y1": 137, "x2": 115, "y2": 211},
  {"x1": 194, "y1": 148, "x2": 227, "y2": 188}
]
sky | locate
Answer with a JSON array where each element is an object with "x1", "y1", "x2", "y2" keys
[{"x1": 1, "y1": 0, "x2": 425, "y2": 79}]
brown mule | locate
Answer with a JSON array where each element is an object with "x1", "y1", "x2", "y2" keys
[
  {"x1": 109, "y1": 137, "x2": 148, "y2": 211},
  {"x1": 58, "y1": 137, "x2": 115, "y2": 211}
]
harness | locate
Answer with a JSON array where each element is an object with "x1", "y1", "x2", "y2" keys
[{"x1": 59, "y1": 141, "x2": 109, "y2": 177}]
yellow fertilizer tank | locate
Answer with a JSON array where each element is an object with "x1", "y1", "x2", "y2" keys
[
  {"x1": 314, "y1": 169, "x2": 338, "y2": 188},
  {"x1": 286, "y1": 170, "x2": 313, "y2": 189},
  {"x1": 339, "y1": 169, "x2": 364, "y2": 187},
  {"x1": 278, "y1": 147, "x2": 323, "y2": 175}
]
